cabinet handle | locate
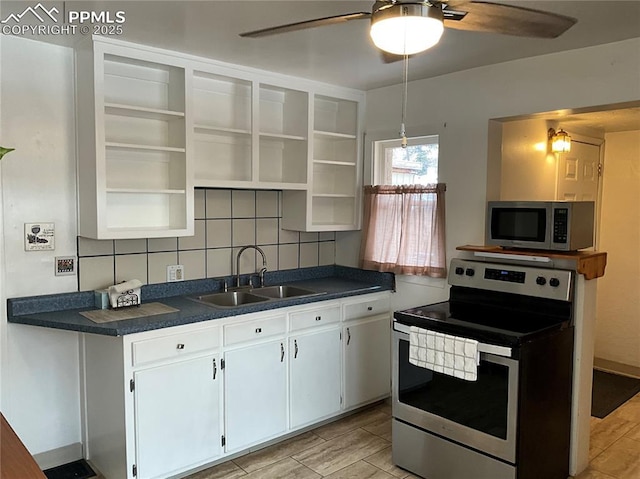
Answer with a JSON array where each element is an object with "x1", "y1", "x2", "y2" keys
[
  {"x1": 255, "y1": 327, "x2": 262, "y2": 334},
  {"x1": 315, "y1": 315, "x2": 321, "y2": 321},
  {"x1": 347, "y1": 328, "x2": 351, "y2": 346},
  {"x1": 212, "y1": 358, "x2": 217, "y2": 380},
  {"x1": 367, "y1": 306, "x2": 373, "y2": 311},
  {"x1": 280, "y1": 343, "x2": 285, "y2": 362},
  {"x1": 294, "y1": 339, "x2": 299, "y2": 359},
  {"x1": 176, "y1": 343, "x2": 185, "y2": 350}
]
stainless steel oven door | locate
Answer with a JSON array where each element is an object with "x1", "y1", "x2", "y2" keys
[{"x1": 392, "y1": 324, "x2": 519, "y2": 464}]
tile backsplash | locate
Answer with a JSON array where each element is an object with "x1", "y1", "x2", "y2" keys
[{"x1": 77, "y1": 189, "x2": 336, "y2": 291}]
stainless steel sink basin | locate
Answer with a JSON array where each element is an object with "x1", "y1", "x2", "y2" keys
[
  {"x1": 251, "y1": 285, "x2": 321, "y2": 299},
  {"x1": 194, "y1": 291, "x2": 268, "y2": 307}
]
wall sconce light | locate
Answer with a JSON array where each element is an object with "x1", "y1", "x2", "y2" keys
[{"x1": 548, "y1": 128, "x2": 571, "y2": 153}]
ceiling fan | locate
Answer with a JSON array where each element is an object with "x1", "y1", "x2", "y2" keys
[{"x1": 239, "y1": 1, "x2": 577, "y2": 58}]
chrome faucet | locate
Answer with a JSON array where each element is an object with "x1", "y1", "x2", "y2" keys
[{"x1": 235, "y1": 245, "x2": 268, "y2": 288}]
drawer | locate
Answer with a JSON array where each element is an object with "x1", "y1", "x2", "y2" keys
[
  {"x1": 290, "y1": 305, "x2": 341, "y2": 332},
  {"x1": 344, "y1": 296, "x2": 390, "y2": 321},
  {"x1": 224, "y1": 315, "x2": 286, "y2": 346},
  {"x1": 132, "y1": 327, "x2": 220, "y2": 367}
]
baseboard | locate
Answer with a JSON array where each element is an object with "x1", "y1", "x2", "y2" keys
[
  {"x1": 33, "y1": 442, "x2": 83, "y2": 470},
  {"x1": 594, "y1": 357, "x2": 640, "y2": 379}
]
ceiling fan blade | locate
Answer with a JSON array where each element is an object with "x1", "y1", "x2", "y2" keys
[
  {"x1": 443, "y1": 1, "x2": 577, "y2": 38},
  {"x1": 380, "y1": 51, "x2": 403, "y2": 64},
  {"x1": 240, "y1": 12, "x2": 371, "y2": 38}
]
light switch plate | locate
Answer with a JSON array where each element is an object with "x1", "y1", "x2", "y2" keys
[
  {"x1": 55, "y1": 256, "x2": 76, "y2": 276},
  {"x1": 167, "y1": 265, "x2": 184, "y2": 282}
]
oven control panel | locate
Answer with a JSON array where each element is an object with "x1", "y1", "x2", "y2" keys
[{"x1": 449, "y1": 259, "x2": 573, "y2": 301}]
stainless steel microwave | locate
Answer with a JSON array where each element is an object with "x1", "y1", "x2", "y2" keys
[{"x1": 486, "y1": 201, "x2": 595, "y2": 251}]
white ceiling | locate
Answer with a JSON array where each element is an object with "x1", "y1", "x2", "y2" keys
[{"x1": 4, "y1": 0, "x2": 640, "y2": 130}]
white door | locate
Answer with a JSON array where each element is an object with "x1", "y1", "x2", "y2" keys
[
  {"x1": 134, "y1": 355, "x2": 221, "y2": 479},
  {"x1": 289, "y1": 328, "x2": 342, "y2": 429},
  {"x1": 343, "y1": 316, "x2": 391, "y2": 409},
  {"x1": 224, "y1": 340, "x2": 287, "y2": 451},
  {"x1": 556, "y1": 140, "x2": 601, "y2": 201}
]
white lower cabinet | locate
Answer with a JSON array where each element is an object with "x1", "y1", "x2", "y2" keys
[
  {"x1": 134, "y1": 355, "x2": 221, "y2": 479},
  {"x1": 223, "y1": 339, "x2": 287, "y2": 452},
  {"x1": 289, "y1": 328, "x2": 342, "y2": 429},
  {"x1": 343, "y1": 315, "x2": 391, "y2": 409},
  {"x1": 82, "y1": 292, "x2": 391, "y2": 479}
]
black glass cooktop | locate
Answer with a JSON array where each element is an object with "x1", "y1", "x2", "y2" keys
[{"x1": 394, "y1": 300, "x2": 570, "y2": 347}]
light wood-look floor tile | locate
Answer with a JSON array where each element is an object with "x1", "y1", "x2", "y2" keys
[
  {"x1": 590, "y1": 437, "x2": 640, "y2": 479},
  {"x1": 186, "y1": 460, "x2": 247, "y2": 479},
  {"x1": 363, "y1": 418, "x2": 392, "y2": 441},
  {"x1": 611, "y1": 395, "x2": 640, "y2": 423},
  {"x1": 242, "y1": 457, "x2": 320, "y2": 479},
  {"x1": 364, "y1": 446, "x2": 412, "y2": 478},
  {"x1": 590, "y1": 415, "x2": 637, "y2": 450},
  {"x1": 234, "y1": 432, "x2": 326, "y2": 473},
  {"x1": 623, "y1": 423, "x2": 640, "y2": 442},
  {"x1": 574, "y1": 466, "x2": 618, "y2": 479},
  {"x1": 292, "y1": 429, "x2": 389, "y2": 476},
  {"x1": 312, "y1": 407, "x2": 390, "y2": 441},
  {"x1": 323, "y1": 460, "x2": 395, "y2": 479}
]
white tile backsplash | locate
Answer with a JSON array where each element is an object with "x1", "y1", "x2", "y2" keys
[
  {"x1": 115, "y1": 254, "x2": 148, "y2": 284},
  {"x1": 148, "y1": 252, "x2": 178, "y2": 284},
  {"x1": 77, "y1": 188, "x2": 336, "y2": 290}
]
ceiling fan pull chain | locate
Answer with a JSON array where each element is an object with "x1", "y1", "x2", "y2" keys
[{"x1": 401, "y1": 54, "x2": 409, "y2": 149}]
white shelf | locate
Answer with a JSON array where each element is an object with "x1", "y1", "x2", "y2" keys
[
  {"x1": 106, "y1": 188, "x2": 186, "y2": 195},
  {"x1": 312, "y1": 194, "x2": 356, "y2": 198},
  {"x1": 314, "y1": 130, "x2": 357, "y2": 140},
  {"x1": 104, "y1": 103, "x2": 185, "y2": 120},
  {"x1": 105, "y1": 142, "x2": 186, "y2": 153},
  {"x1": 260, "y1": 132, "x2": 306, "y2": 141},
  {"x1": 313, "y1": 159, "x2": 356, "y2": 167},
  {"x1": 194, "y1": 125, "x2": 251, "y2": 136}
]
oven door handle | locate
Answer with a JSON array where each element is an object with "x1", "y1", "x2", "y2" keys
[{"x1": 393, "y1": 322, "x2": 513, "y2": 358}]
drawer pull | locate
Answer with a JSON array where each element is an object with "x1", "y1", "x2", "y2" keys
[
  {"x1": 367, "y1": 306, "x2": 373, "y2": 311},
  {"x1": 315, "y1": 316, "x2": 322, "y2": 321},
  {"x1": 255, "y1": 327, "x2": 262, "y2": 334},
  {"x1": 176, "y1": 343, "x2": 185, "y2": 350}
]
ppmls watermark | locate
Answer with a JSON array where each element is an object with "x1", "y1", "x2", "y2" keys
[{"x1": 1, "y1": 2, "x2": 125, "y2": 37}]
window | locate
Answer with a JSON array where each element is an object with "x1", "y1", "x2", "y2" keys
[
  {"x1": 374, "y1": 135, "x2": 439, "y2": 185},
  {"x1": 360, "y1": 135, "x2": 446, "y2": 278}
]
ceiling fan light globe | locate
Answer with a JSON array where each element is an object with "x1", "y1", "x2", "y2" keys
[{"x1": 370, "y1": 3, "x2": 444, "y2": 55}]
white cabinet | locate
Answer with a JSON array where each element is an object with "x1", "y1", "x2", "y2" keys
[
  {"x1": 224, "y1": 339, "x2": 287, "y2": 452},
  {"x1": 342, "y1": 296, "x2": 391, "y2": 409},
  {"x1": 289, "y1": 327, "x2": 342, "y2": 429},
  {"x1": 75, "y1": 37, "x2": 193, "y2": 239},
  {"x1": 134, "y1": 355, "x2": 221, "y2": 479}
]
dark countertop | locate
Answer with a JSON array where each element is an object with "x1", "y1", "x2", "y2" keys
[{"x1": 7, "y1": 266, "x2": 395, "y2": 336}]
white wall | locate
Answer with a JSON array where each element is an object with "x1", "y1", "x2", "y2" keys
[
  {"x1": 499, "y1": 118, "x2": 558, "y2": 200},
  {"x1": 338, "y1": 38, "x2": 640, "y2": 310},
  {"x1": 595, "y1": 130, "x2": 640, "y2": 369},
  {"x1": 0, "y1": 36, "x2": 81, "y2": 454}
]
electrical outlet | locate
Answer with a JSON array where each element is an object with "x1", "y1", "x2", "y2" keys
[
  {"x1": 55, "y1": 256, "x2": 76, "y2": 276},
  {"x1": 167, "y1": 265, "x2": 184, "y2": 282}
]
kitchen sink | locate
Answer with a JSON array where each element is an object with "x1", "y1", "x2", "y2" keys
[
  {"x1": 194, "y1": 291, "x2": 268, "y2": 307},
  {"x1": 250, "y1": 285, "x2": 321, "y2": 299}
]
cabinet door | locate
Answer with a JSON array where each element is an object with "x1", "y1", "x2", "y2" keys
[
  {"x1": 224, "y1": 340, "x2": 287, "y2": 451},
  {"x1": 343, "y1": 316, "x2": 391, "y2": 409},
  {"x1": 290, "y1": 328, "x2": 342, "y2": 429},
  {"x1": 134, "y1": 354, "x2": 221, "y2": 479}
]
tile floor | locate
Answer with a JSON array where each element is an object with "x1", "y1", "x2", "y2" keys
[{"x1": 185, "y1": 393, "x2": 640, "y2": 479}]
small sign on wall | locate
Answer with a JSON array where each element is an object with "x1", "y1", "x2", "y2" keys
[{"x1": 24, "y1": 223, "x2": 55, "y2": 251}]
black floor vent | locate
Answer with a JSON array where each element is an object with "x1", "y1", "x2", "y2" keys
[{"x1": 43, "y1": 459, "x2": 96, "y2": 479}]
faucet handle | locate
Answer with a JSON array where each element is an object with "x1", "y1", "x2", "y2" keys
[{"x1": 222, "y1": 278, "x2": 229, "y2": 292}]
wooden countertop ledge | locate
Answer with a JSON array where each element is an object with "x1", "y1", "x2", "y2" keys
[
  {"x1": 456, "y1": 245, "x2": 607, "y2": 280},
  {"x1": 1, "y1": 413, "x2": 46, "y2": 479}
]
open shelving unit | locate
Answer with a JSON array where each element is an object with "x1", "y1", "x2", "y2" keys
[{"x1": 76, "y1": 39, "x2": 193, "y2": 239}]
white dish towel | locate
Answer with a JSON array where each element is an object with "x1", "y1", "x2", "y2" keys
[{"x1": 409, "y1": 326, "x2": 480, "y2": 381}]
